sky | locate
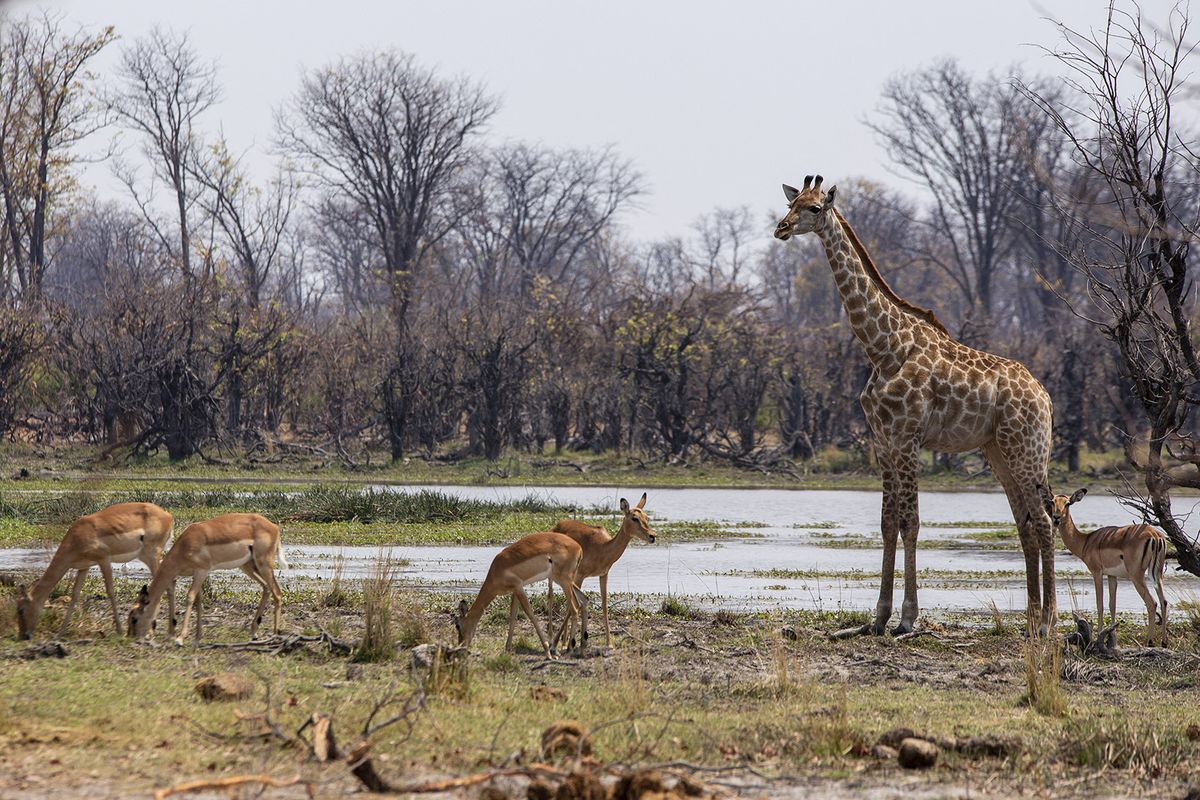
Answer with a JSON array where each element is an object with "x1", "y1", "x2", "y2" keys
[{"x1": 13, "y1": 0, "x2": 1178, "y2": 245}]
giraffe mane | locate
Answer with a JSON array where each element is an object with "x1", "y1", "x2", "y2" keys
[{"x1": 833, "y1": 209, "x2": 949, "y2": 337}]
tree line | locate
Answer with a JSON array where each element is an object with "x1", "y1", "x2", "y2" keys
[{"x1": 1, "y1": 6, "x2": 1198, "y2": 555}]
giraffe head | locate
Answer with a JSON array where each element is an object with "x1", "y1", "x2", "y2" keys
[{"x1": 774, "y1": 175, "x2": 837, "y2": 240}]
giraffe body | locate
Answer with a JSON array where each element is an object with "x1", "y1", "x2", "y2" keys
[{"x1": 775, "y1": 176, "x2": 1056, "y2": 634}]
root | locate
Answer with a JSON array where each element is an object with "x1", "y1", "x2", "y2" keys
[{"x1": 153, "y1": 773, "x2": 304, "y2": 800}]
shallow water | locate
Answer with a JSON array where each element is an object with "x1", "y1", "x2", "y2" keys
[{"x1": 3, "y1": 484, "x2": 1194, "y2": 616}]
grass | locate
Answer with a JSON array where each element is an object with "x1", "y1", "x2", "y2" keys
[
  {"x1": 0, "y1": 487, "x2": 752, "y2": 548},
  {"x1": 659, "y1": 595, "x2": 694, "y2": 618},
  {"x1": 353, "y1": 553, "x2": 401, "y2": 663},
  {"x1": 2, "y1": 577, "x2": 1199, "y2": 797}
]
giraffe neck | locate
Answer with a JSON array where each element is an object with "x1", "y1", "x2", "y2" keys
[{"x1": 815, "y1": 210, "x2": 920, "y2": 371}]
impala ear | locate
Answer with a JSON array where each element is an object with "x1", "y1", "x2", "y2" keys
[
  {"x1": 782, "y1": 184, "x2": 800, "y2": 202},
  {"x1": 1069, "y1": 488, "x2": 1088, "y2": 505},
  {"x1": 1035, "y1": 484, "x2": 1054, "y2": 517},
  {"x1": 636, "y1": 492, "x2": 647, "y2": 510},
  {"x1": 620, "y1": 497, "x2": 630, "y2": 513}
]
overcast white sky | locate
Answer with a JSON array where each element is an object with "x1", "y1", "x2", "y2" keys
[{"x1": 15, "y1": 0, "x2": 1177, "y2": 244}]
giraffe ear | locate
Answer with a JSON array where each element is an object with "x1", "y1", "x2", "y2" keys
[
  {"x1": 782, "y1": 184, "x2": 800, "y2": 202},
  {"x1": 823, "y1": 185, "x2": 838, "y2": 207}
]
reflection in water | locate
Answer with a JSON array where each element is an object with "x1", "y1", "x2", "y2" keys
[{"x1": 2, "y1": 486, "x2": 1192, "y2": 615}]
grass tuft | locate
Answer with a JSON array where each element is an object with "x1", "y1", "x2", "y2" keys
[
  {"x1": 1020, "y1": 635, "x2": 1066, "y2": 717},
  {"x1": 659, "y1": 596, "x2": 693, "y2": 618},
  {"x1": 352, "y1": 552, "x2": 400, "y2": 663}
]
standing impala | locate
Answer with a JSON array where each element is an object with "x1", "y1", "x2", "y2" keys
[
  {"x1": 506, "y1": 493, "x2": 656, "y2": 650},
  {"x1": 1040, "y1": 487, "x2": 1169, "y2": 646},
  {"x1": 454, "y1": 531, "x2": 588, "y2": 660},
  {"x1": 16, "y1": 502, "x2": 174, "y2": 640},
  {"x1": 127, "y1": 513, "x2": 288, "y2": 645}
]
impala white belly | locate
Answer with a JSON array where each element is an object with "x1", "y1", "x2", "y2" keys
[
  {"x1": 111, "y1": 550, "x2": 140, "y2": 564},
  {"x1": 1101, "y1": 563, "x2": 1129, "y2": 579},
  {"x1": 211, "y1": 551, "x2": 254, "y2": 571}
]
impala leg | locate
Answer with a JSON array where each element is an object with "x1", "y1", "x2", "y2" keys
[
  {"x1": 94, "y1": 558, "x2": 120, "y2": 636},
  {"x1": 551, "y1": 578, "x2": 581, "y2": 654},
  {"x1": 600, "y1": 573, "x2": 612, "y2": 647},
  {"x1": 572, "y1": 583, "x2": 590, "y2": 651},
  {"x1": 504, "y1": 597, "x2": 519, "y2": 652},
  {"x1": 1129, "y1": 572, "x2": 1157, "y2": 647},
  {"x1": 1107, "y1": 576, "x2": 1118, "y2": 629},
  {"x1": 59, "y1": 569, "x2": 88, "y2": 637},
  {"x1": 176, "y1": 571, "x2": 208, "y2": 645},
  {"x1": 264, "y1": 566, "x2": 283, "y2": 634},
  {"x1": 1152, "y1": 570, "x2": 1168, "y2": 647},
  {"x1": 142, "y1": 555, "x2": 176, "y2": 636},
  {"x1": 513, "y1": 587, "x2": 552, "y2": 658},
  {"x1": 1094, "y1": 573, "x2": 1106, "y2": 632},
  {"x1": 240, "y1": 564, "x2": 271, "y2": 640}
]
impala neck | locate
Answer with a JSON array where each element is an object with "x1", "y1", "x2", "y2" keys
[
  {"x1": 595, "y1": 519, "x2": 635, "y2": 571},
  {"x1": 29, "y1": 549, "x2": 76, "y2": 607},
  {"x1": 138, "y1": 555, "x2": 181, "y2": 626},
  {"x1": 458, "y1": 582, "x2": 500, "y2": 646},
  {"x1": 1058, "y1": 511, "x2": 1087, "y2": 557}
]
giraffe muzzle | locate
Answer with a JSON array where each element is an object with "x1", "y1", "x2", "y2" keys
[{"x1": 774, "y1": 223, "x2": 791, "y2": 241}]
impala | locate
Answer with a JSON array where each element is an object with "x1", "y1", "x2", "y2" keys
[
  {"x1": 16, "y1": 502, "x2": 174, "y2": 640},
  {"x1": 454, "y1": 531, "x2": 588, "y2": 659},
  {"x1": 127, "y1": 513, "x2": 288, "y2": 645},
  {"x1": 506, "y1": 493, "x2": 656, "y2": 650},
  {"x1": 1040, "y1": 486, "x2": 1169, "y2": 646}
]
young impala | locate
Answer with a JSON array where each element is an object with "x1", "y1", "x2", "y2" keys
[
  {"x1": 1040, "y1": 487, "x2": 1169, "y2": 646},
  {"x1": 505, "y1": 494, "x2": 656, "y2": 650},
  {"x1": 127, "y1": 512, "x2": 288, "y2": 645},
  {"x1": 16, "y1": 502, "x2": 174, "y2": 640},
  {"x1": 454, "y1": 531, "x2": 588, "y2": 660}
]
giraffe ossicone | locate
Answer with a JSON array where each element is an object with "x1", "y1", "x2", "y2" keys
[{"x1": 775, "y1": 176, "x2": 1057, "y2": 636}]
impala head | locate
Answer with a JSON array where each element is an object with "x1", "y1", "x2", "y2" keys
[
  {"x1": 127, "y1": 583, "x2": 157, "y2": 638},
  {"x1": 620, "y1": 493, "x2": 656, "y2": 544},
  {"x1": 15, "y1": 583, "x2": 37, "y2": 641},
  {"x1": 774, "y1": 174, "x2": 838, "y2": 241},
  {"x1": 452, "y1": 598, "x2": 470, "y2": 645},
  {"x1": 1039, "y1": 486, "x2": 1087, "y2": 529}
]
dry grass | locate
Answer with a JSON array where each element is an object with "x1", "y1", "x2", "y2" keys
[
  {"x1": 352, "y1": 552, "x2": 400, "y2": 663},
  {"x1": 1021, "y1": 635, "x2": 1066, "y2": 717}
]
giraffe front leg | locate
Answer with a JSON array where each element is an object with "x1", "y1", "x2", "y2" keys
[
  {"x1": 892, "y1": 449, "x2": 921, "y2": 635},
  {"x1": 868, "y1": 454, "x2": 901, "y2": 636}
]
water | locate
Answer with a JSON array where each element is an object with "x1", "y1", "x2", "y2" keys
[{"x1": 3, "y1": 485, "x2": 1195, "y2": 616}]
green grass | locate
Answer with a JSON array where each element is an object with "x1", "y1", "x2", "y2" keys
[{"x1": 2, "y1": 579, "x2": 1199, "y2": 797}]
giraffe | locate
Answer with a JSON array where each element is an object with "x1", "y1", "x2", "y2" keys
[{"x1": 774, "y1": 175, "x2": 1057, "y2": 636}]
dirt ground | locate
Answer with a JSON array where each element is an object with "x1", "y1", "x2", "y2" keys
[{"x1": 2, "y1": 579, "x2": 1200, "y2": 799}]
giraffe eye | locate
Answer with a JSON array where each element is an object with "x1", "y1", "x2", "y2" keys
[{"x1": 807, "y1": 204, "x2": 821, "y2": 213}]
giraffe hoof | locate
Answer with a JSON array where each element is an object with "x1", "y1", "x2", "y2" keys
[{"x1": 891, "y1": 622, "x2": 913, "y2": 636}]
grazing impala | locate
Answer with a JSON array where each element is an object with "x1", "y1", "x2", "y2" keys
[
  {"x1": 127, "y1": 513, "x2": 288, "y2": 645},
  {"x1": 454, "y1": 531, "x2": 588, "y2": 660},
  {"x1": 1040, "y1": 487, "x2": 1169, "y2": 646},
  {"x1": 16, "y1": 502, "x2": 174, "y2": 640},
  {"x1": 506, "y1": 494, "x2": 656, "y2": 650}
]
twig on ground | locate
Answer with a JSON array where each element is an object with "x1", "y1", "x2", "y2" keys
[{"x1": 153, "y1": 773, "x2": 305, "y2": 800}]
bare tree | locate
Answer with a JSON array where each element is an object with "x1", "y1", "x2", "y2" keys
[
  {"x1": 107, "y1": 27, "x2": 219, "y2": 282},
  {"x1": 192, "y1": 138, "x2": 298, "y2": 308},
  {"x1": 1022, "y1": 1, "x2": 1200, "y2": 574},
  {"x1": 0, "y1": 13, "x2": 113, "y2": 301},
  {"x1": 868, "y1": 60, "x2": 1045, "y2": 331},
  {"x1": 276, "y1": 49, "x2": 497, "y2": 459}
]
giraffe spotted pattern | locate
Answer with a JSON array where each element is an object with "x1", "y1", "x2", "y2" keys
[{"x1": 775, "y1": 175, "x2": 1056, "y2": 636}]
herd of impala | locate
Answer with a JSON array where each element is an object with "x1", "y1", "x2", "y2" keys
[{"x1": 10, "y1": 487, "x2": 1172, "y2": 654}]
